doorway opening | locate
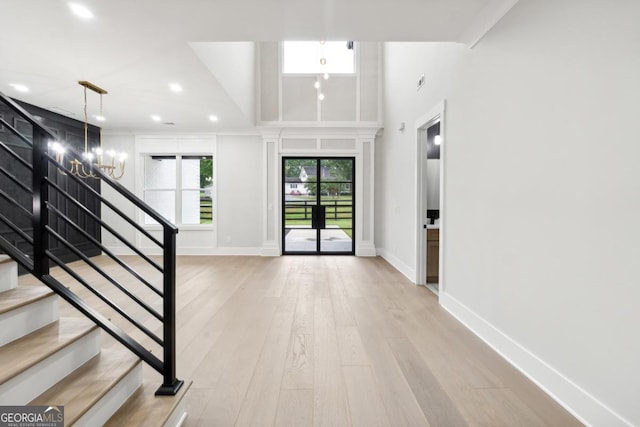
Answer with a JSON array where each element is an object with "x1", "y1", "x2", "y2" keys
[
  {"x1": 416, "y1": 101, "x2": 445, "y2": 294},
  {"x1": 282, "y1": 157, "x2": 355, "y2": 255}
]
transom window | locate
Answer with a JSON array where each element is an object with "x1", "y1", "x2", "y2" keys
[
  {"x1": 283, "y1": 41, "x2": 355, "y2": 74},
  {"x1": 143, "y1": 155, "x2": 213, "y2": 225}
]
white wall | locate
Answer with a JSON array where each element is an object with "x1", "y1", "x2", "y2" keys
[
  {"x1": 100, "y1": 134, "x2": 137, "y2": 249},
  {"x1": 102, "y1": 133, "x2": 263, "y2": 255},
  {"x1": 216, "y1": 135, "x2": 263, "y2": 250},
  {"x1": 190, "y1": 42, "x2": 256, "y2": 124},
  {"x1": 377, "y1": 0, "x2": 640, "y2": 425}
]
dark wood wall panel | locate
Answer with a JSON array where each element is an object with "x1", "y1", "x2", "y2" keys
[{"x1": 0, "y1": 99, "x2": 102, "y2": 271}]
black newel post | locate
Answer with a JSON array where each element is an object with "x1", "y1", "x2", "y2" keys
[{"x1": 156, "y1": 226, "x2": 183, "y2": 396}]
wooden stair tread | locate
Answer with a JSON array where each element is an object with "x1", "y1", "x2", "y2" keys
[
  {"x1": 0, "y1": 317, "x2": 97, "y2": 385},
  {"x1": 0, "y1": 283, "x2": 54, "y2": 314},
  {"x1": 104, "y1": 379, "x2": 192, "y2": 427},
  {"x1": 30, "y1": 348, "x2": 141, "y2": 425}
]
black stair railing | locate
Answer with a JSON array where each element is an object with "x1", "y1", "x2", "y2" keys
[{"x1": 0, "y1": 91, "x2": 182, "y2": 395}]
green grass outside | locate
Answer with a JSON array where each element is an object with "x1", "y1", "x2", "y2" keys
[
  {"x1": 200, "y1": 197, "x2": 212, "y2": 224},
  {"x1": 285, "y1": 196, "x2": 353, "y2": 238}
]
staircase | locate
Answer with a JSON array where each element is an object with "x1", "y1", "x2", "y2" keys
[
  {"x1": 0, "y1": 90, "x2": 191, "y2": 425},
  {"x1": 0, "y1": 255, "x2": 189, "y2": 426}
]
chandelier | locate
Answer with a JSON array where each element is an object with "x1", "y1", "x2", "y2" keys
[
  {"x1": 50, "y1": 81, "x2": 126, "y2": 180},
  {"x1": 312, "y1": 41, "x2": 354, "y2": 102},
  {"x1": 314, "y1": 41, "x2": 329, "y2": 101}
]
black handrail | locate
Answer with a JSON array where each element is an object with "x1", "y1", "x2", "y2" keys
[
  {"x1": 47, "y1": 178, "x2": 165, "y2": 275},
  {"x1": 45, "y1": 154, "x2": 167, "y2": 251},
  {"x1": 0, "y1": 165, "x2": 33, "y2": 193},
  {"x1": 46, "y1": 202, "x2": 160, "y2": 296},
  {"x1": 0, "y1": 211, "x2": 34, "y2": 244},
  {"x1": 45, "y1": 222, "x2": 163, "y2": 323},
  {"x1": 0, "y1": 139, "x2": 33, "y2": 169},
  {"x1": 0, "y1": 91, "x2": 183, "y2": 395},
  {"x1": 0, "y1": 188, "x2": 32, "y2": 217}
]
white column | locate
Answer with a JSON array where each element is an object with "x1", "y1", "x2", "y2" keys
[
  {"x1": 355, "y1": 130, "x2": 378, "y2": 256},
  {"x1": 260, "y1": 129, "x2": 281, "y2": 256}
]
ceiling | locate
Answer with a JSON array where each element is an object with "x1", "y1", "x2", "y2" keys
[{"x1": 0, "y1": 0, "x2": 518, "y2": 133}]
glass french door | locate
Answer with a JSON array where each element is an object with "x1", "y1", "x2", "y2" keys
[{"x1": 282, "y1": 157, "x2": 355, "y2": 254}]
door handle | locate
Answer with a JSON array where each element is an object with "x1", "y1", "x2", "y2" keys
[
  {"x1": 311, "y1": 206, "x2": 318, "y2": 229},
  {"x1": 318, "y1": 205, "x2": 326, "y2": 229}
]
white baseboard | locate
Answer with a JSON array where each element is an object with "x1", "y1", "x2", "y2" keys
[
  {"x1": 104, "y1": 247, "x2": 263, "y2": 256},
  {"x1": 261, "y1": 241, "x2": 280, "y2": 256},
  {"x1": 440, "y1": 292, "x2": 634, "y2": 427},
  {"x1": 376, "y1": 248, "x2": 416, "y2": 283},
  {"x1": 356, "y1": 242, "x2": 377, "y2": 257}
]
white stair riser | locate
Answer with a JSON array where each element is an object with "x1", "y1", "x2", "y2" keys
[
  {"x1": 0, "y1": 260, "x2": 17, "y2": 292},
  {"x1": 0, "y1": 328, "x2": 101, "y2": 405},
  {"x1": 164, "y1": 399, "x2": 188, "y2": 427},
  {"x1": 74, "y1": 362, "x2": 142, "y2": 427},
  {"x1": 0, "y1": 295, "x2": 59, "y2": 347}
]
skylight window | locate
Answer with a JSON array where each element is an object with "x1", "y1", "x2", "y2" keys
[{"x1": 283, "y1": 41, "x2": 355, "y2": 74}]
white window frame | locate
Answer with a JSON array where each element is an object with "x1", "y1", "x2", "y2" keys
[
  {"x1": 282, "y1": 41, "x2": 356, "y2": 75},
  {"x1": 142, "y1": 154, "x2": 213, "y2": 227},
  {"x1": 135, "y1": 136, "x2": 216, "y2": 232}
]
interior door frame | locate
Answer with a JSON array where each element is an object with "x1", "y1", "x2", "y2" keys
[
  {"x1": 416, "y1": 100, "x2": 446, "y2": 292},
  {"x1": 281, "y1": 156, "x2": 355, "y2": 255}
]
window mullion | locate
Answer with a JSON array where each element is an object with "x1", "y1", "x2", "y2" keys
[{"x1": 176, "y1": 155, "x2": 182, "y2": 225}]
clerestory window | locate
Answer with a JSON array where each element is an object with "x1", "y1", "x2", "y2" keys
[{"x1": 283, "y1": 41, "x2": 355, "y2": 74}]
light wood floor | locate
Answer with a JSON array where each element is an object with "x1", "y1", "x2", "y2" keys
[{"x1": 27, "y1": 255, "x2": 582, "y2": 426}]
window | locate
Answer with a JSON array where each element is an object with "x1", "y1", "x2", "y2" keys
[
  {"x1": 283, "y1": 41, "x2": 355, "y2": 74},
  {"x1": 290, "y1": 183, "x2": 298, "y2": 189},
  {"x1": 143, "y1": 155, "x2": 213, "y2": 225}
]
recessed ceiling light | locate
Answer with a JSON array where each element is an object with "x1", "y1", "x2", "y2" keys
[
  {"x1": 68, "y1": 2, "x2": 94, "y2": 19},
  {"x1": 10, "y1": 83, "x2": 29, "y2": 93},
  {"x1": 95, "y1": 115, "x2": 106, "y2": 122},
  {"x1": 151, "y1": 115, "x2": 162, "y2": 122},
  {"x1": 208, "y1": 115, "x2": 219, "y2": 122},
  {"x1": 169, "y1": 83, "x2": 183, "y2": 93}
]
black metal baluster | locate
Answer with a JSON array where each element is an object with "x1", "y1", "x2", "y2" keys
[{"x1": 32, "y1": 128, "x2": 49, "y2": 277}]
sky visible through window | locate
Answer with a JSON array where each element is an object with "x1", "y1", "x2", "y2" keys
[{"x1": 283, "y1": 41, "x2": 354, "y2": 74}]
